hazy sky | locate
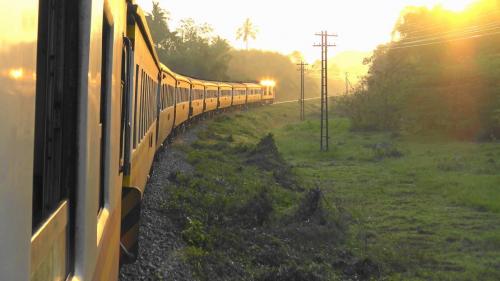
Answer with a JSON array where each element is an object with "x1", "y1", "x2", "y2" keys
[{"x1": 136, "y1": 0, "x2": 475, "y2": 62}]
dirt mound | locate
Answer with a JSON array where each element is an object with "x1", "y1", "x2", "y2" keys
[{"x1": 246, "y1": 134, "x2": 301, "y2": 190}]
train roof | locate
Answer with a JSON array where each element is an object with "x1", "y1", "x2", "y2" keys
[
  {"x1": 160, "y1": 63, "x2": 176, "y2": 77},
  {"x1": 129, "y1": 4, "x2": 161, "y2": 69},
  {"x1": 243, "y1": 82, "x2": 262, "y2": 88},
  {"x1": 174, "y1": 73, "x2": 192, "y2": 84},
  {"x1": 227, "y1": 82, "x2": 247, "y2": 88},
  {"x1": 199, "y1": 80, "x2": 218, "y2": 87},
  {"x1": 189, "y1": 78, "x2": 205, "y2": 87},
  {"x1": 217, "y1": 82, "x2": 232, "y2": 88}
]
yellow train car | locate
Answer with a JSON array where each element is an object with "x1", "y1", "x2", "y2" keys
[
  {"x1": 120, "y1": 3, "x2": 161, "y2": 263},
  {"x1": 245, "y1": 83, "x2": 263, "y2": 104},
  {"x1": 190, "y1": 78, "x2": 205, "y2": 118},
  {"x1": 157, "y1": 64, "x2": 176, "y2": 149},
  {"x1": 0, "y1": 0, "x2": 276, "y2": 280},
  {"x1": 230, "y1": 82, "x2": 247, "y2": 106},
  {"x1": 203, "y1": 81, "x2": 219, "y2": 113},
  {"x1": 174, "y1": 74, "x2": 191, "y2": 127},
  {"x1": 218, "y1": 82, "x2": 233, "y2": 109},
  {"x1": 261, "y1": 81, "x2": 276, "y2": 104}
]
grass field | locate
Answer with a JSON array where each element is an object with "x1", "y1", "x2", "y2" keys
[{"x1": 167, "y1": 101, "x2": 500, "y2": 280}]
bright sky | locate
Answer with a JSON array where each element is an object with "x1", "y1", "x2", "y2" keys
[{"x1": 137, "y1": 0, "x2": 476, "y2": 62}]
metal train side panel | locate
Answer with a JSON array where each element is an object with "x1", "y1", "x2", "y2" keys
[
  {"x1": 229, "y1": 83, "x2": 247, "y2": 106},
  {"x1": 73, "y1": 0, "x2": 124, "y2": 279},
  {"x1": 245, "y1": 83, "x2": 263, "y2": 105},
  {"x1": 125, "y1": 23, "x2": 158, "y2": 194},
  {"x1": 120, "y1": 5, "x2": 161, "y2": 263},
  {"x1": 204, "y1": 83, "x2": 218, "y2": 113},
  {"x1": 157, "y1": 69, "x2": 176, "y2": 149},
  {"x1": 218, "y1": 84, "x2": 232, "y2": 109},
  {"x1": 0, "y1": 1, "x2": 38, "y2": 280},
  {"x1": 175, "y1": 78, "x2": 191, "y2": 126},
  {"x1": 91, "y1": 0, "x2": 128, "y2": 280},
  {"x1": 190, "y1": 80, "x2": 205, "y2": 118}
]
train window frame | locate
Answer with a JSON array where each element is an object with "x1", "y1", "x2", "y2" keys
[
  {"x1": 32, "y1": 0, "x2": 79, "y2": 276},
  {"x1": 98, "y1": 2, "x2": 114, "y2": 214}
]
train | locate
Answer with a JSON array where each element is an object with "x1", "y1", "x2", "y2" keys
[{"x1": 0, "y1": 0, "x2": 275, "y2": 280}]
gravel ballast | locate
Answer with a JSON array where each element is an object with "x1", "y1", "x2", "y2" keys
[{"x1": 119, "y1": 124, "x2": 205, "y2": 281}]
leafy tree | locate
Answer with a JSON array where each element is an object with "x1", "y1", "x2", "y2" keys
[
  {"x1": 236, "y1": 18, "x2": 258, "y2": 50},
  {"x1": 145, "y1": 2, "x2": 172, "y2": 50},
  {"x1": 336, "y1": 0, "x2": 500, "y2": 140},
  {"x1": 145, "y1": 3, "x2": 232, "y2": 80}
]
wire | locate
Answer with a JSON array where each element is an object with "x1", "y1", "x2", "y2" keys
[
  {"x1": 393, "y1": 24, "x2": 500, "y2": 46},
  {"x1": 397, "y1": 20, "x2": 500, "y2": 42},
  {"x1": 395, "y1": 8, "x2": 500, "y2": 35},
  {"x1": 390, "y1": 30, "x2": 500, "y2": 50}
]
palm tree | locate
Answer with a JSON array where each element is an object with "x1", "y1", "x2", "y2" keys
[{"x1": 236, "y1": 18, "x2": 258, "y2": 50}]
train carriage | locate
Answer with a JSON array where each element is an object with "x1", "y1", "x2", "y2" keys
[
  {"x1": 0, "y1": 0, "x2": 131, "y2": 279},
  {"x1": 218, "y1": 82, "x2": 233, "y2": 109},
  {"x1": 229, "y1": 82, "x2": 247, "y2": 106},
  {"x1": 245, "y1": 83, "x2": 263, "y2": 104},
  {"x1": 174, "y1": 74, "x2": 191, "y2": 127},
  {"x1": 120, "y1": 3, "x2": 161, "y2": 265},
  {"x1": 261, "y1": 80, "x2": 276, "y2": 104},
  {"x1": 0, "y1": 0, "x2": 275, "y2": 280},
  {"x1": 189, "y1": 78, "x2": 205, "y2": 118},
  {"x1": 157, "y1": 64, "x2": 176, "y2": 149},
  {"x1": 203, "y1": 80, "x2": 219, "y2": 113}
]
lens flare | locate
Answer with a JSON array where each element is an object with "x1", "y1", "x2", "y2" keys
[
  {"x1": 436, "y1": 0, "x2": 474, "y2": 12},
  {"x1": 260, "y1": 79, "x2": 276, "y2": 87},
  {"x1": 8, "y1": 68, "x2": 24, "y2": 80}
]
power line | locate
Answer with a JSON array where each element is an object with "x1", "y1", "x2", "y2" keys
[
  {"x1": 393, "y1": 23, "x2": 500, "y2": 46},
  {"x1": 390, "y1": 29, "x2": 500, "y2": 50},
  {"x1": 397, "y1": 20, "x2": 500, "y2": 42}
]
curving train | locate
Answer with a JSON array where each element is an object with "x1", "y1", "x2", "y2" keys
[{"x1": 0, "y1": 1, "x2": 275, "y2": 280}]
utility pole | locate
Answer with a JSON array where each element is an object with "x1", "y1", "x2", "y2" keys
[
  {"x1": 297, "y1": 61, "x2": 308, "y2": 121},
  {"x1": 314, "y1": 31, "x2": 337, "y2": 152},
  {"x1": 345, "y1": 72, "x2": 352, "y2": 95}
]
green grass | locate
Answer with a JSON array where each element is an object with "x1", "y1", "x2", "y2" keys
[{"x1": 167, "y1": 102, "x2": 500, "y2": 280}]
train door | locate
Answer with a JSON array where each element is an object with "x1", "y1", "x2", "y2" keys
[
  {"x1": 121, "y1": 39, "x2": 133, "y2": 176},
  {"x1": 30, "y1": 0, "x2": 79, "y2": 279}
]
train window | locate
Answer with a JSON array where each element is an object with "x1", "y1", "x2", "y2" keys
[
  {"x1": 140, "y1": 71, "x2": 145, "y2": 141},
  {"x1": 33, "y1": 0, "x2": 78, "y2": 230},
  {"x1": 162, "y1": 85, "x2": 166, "y2": 110},
  {"x1": 168, "y1": 85, "x2": 174, "y2": 106},
  {"x1": 167, "y1": 85, "x2": 170, "y2": 107},
  {"x1": 133, "y1": 66, "x2": 139, "y2": 148},
  {"x1": 148, "y1": 78, "x2": 151, "y2": 128},
  {"x1": 143, "y1": 75, "x2": 147, "y2": 137},
  {"x1": 163, "y1": 85, "x2": 166, "y2": 110},
  {"x1": 145, "y1": 76, "x2": 149, "y2": 134},
  {"x1": 99, "y1": 7, "x2": 114, "y2": 212},
  {"x1": 120, "y1": 45, "x2": 127, "y2": 169},
  {"x1": 160, "y1": 85, "x2": 164, "y2": 110}
]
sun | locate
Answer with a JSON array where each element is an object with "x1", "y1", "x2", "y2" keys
[{"x1": 436, "y1": 0, "x2": 475, "y2": 12}]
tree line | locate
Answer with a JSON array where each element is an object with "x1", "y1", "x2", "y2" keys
[
  {"x1": 335, "y1": 0, "x2": 500, "y2": 140},
  {"x1": 145, "y1": 2, "x2": 327, "y2": 102}
]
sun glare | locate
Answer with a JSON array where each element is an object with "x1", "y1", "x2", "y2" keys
[
  {"x1": 8, "y1": 68, "x2": 24, "y2": 80},
  {"x1": 260, "y1": 79, "x2": 276, "y2": 87},
  {"x1": 436, "y1": 0, "x2": 474, "y2": 12}
]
